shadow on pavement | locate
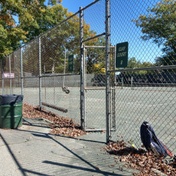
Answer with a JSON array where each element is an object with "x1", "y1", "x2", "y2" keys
[
  {"x1": 0, "y1": 124, "x2": 132, "y2": 176},
  {"x1": 43, "y1": 160, "x2": 121, "y2": 176},
  {"x1": 0, "y1": 132, "x2": 52, "y2": 176}
]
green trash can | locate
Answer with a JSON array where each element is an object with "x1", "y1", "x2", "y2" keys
[{"x1": 0, "y1": 94, "x2": 23, "y2": 129}]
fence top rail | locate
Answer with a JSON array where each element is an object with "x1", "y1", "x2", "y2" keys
[
  {"x1": 109, "y1": 65, "x2": 176, "y2": 73},
  {"x1": 80, "y1": 0, "x2": 100, "y2": 12},
  {"x1": 82, "y1": 32, "x2": 105, "y2": 43},
  {"x1": 84, "y1": 45, "x2": 115, "y2": 48},
  {"x1": 21, "y1": 73, "x2": 80, "y2": 78},
  {"x1": 41, "y1": 73, "x2": 80, "y2": 77}
]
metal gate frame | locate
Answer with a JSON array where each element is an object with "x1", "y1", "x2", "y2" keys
[
  {"x1": 79, "y1": 0, "x2": 112, "y2": 143},
  {"x1": 82, "y1": 45, "x2": 116, "y2": 133}
]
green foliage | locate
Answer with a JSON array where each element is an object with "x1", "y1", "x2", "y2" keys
[
  {"x1": 0, "y1": 0, "x2": 99, "y2": 75},
  {"x1": 128, "y1": 57, "x2": 141, "y2": 69},
  {"x1": 86, "y1": 37, "x2": 106, "y2": 74},
  {"x1": 127, "y1": 57, "x2": 154, "y2": 75},
  {"x1": 134, "y1": 0, "x2": 176, "y2": 65},
  {"x1": 0, "y1": 0, "x2": 64, "y2": 59}
]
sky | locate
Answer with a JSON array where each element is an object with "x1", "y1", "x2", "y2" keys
[
  {"x1": 61, "y1": 0, "x2": 94, "y2": 13},
  {"x1": 11, "y1": 0, "x2": 164, "y2": 64},
  {"x1": 59, "y1": 0, "x2": 163, "y2": 64}
]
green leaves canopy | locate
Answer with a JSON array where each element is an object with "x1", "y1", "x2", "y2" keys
[
  {"x1": 0, "y1": 0, "x2": 65, "y2": 59},
  {"x1": 0, "y1": 0, "x2": 101, "y2": 75},
  {"x1": 134, "y1": 0, "x2": 176, "y2": 65}
]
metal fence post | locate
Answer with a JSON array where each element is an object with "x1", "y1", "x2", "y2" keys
[
  {"x1": 105, "y1": 0, "x2": 111, "y2": 143},
  {"x1": 9, "y1": 55, "x2": 12, "y2": 94},
  {"x1": 121, "y1": 77, "x2": 124, "y2": 89},
  {"x1": 20, "y1": 47, "x2": 24, "y2": 95},
  {"x1": 131, "y1": 76, "x2": 134, "y2": 90},
  {"x1": 80, "y1": 7, "x2": 85, "y2": 130},
  {"x1": 1, "y1": 60, "x2": 4, "y2": 94},
  {"x1": 39, "y1": 36, "x2": 42, "y2": 109}
]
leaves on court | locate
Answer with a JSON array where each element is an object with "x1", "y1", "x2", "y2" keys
[
  {"x1": 105, "y1": 141, "x2": 176, "y2": 176},
  {"x1": 23, "y1": 103, "x2": 86, "y2": 137}
]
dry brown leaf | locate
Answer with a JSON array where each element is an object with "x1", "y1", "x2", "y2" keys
[
  {"x1": 23, "y1": 103, "x2": 86, "y2": 138},
  {"x1": 105, "y1": 141, "x2": 176, "y2": 176}
]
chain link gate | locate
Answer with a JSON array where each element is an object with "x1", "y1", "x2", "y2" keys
[
  {"x1": 82, "y1": 45, "x2": 116, "y2": 132},
  {"x1": 79, "y1": 0, "x2": 114, "y2": 134}
]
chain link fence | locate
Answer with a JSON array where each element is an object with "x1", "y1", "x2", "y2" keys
[
  {"x1": 110, "y1": 0, "x2": 176, "y2": 154},
  {"x1": 0, "y1": 0, "x2": 175, "y2": 154},
  {"x1": 0, "y1": 0, "x2": 104, "y2": 127},
  {"x1": 0, "y1": 50, "x2": 22, "y2": 95},
  {"x1": 39, "y1": 12, "x2": 81, "y2": 123}
]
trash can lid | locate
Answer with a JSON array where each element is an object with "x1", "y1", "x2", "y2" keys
[{"x1": 0, "y1": 94, "x2": 23, "y2": 105}]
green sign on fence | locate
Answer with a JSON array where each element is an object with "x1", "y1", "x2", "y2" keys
[
  {"x1": 68, "y1": 55, "x2": 74, "y2": 72},
  {"x1": 116, "y1": 42, "x2": 128, "y2": 68}
]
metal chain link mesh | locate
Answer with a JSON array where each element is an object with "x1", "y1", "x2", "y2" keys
[
  {"x1": 0, "y1": 50, "x2": 21, "y2": 95},
  {"x1": 22, "y1": 39, "x2": 40, "y2": 106},
  {"x1": 39, "y1": 13, "x2": 81, "y2": 123},
  {"x1": 0, "y1": 0, "x2": 175, "y2": 154},
  {"x1": 110, "y1": 0, "x2": 176, "y2": 153},
  {"x1": 83, "y1": 0, "x2": 106, "y2": 131}
]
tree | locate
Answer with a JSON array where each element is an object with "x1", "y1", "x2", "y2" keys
[
  {"x1": 0, "y1": 1, "x2": 26, "y2": 58},
  {"x1": 86, "y1": 36, "x2": 106, "y2": 74},
  {"x1": 0, "y1": 0, "x2": 64, "y2": 59},
  {"x1": 134, "y1": 0, "x2": 176, "y2": 65},
  {"x1": 127, "y1": 57, "x2": 141, "y2": 68},
  {"x1": 38, "y1": 12, "x2": 98, "y2": 74},
  {"x1": 21, "y1": 11, "x2": 96, "y2": 75},
  {"x1": 127, "y1": 57, "x2": 153, "y2": 75},
  {"x1": 0, "y1": 0, "x2": 99, "y2": 75}
]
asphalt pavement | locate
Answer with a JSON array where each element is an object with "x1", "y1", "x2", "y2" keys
[{"x1": 0, "y1": 120, "x2": 138, "y2": 176}]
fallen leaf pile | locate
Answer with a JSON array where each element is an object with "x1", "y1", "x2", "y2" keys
[
  {"x1": 23, "y1": 103, "x2": 86, "y2": 137},
  {"x1": 105, "y1": 141, "x2": 176, "y2": 176}
]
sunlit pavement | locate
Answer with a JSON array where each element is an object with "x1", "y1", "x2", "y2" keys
[{"x1": 0, "y1": 122, "x2": 138, "y2": 176}]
